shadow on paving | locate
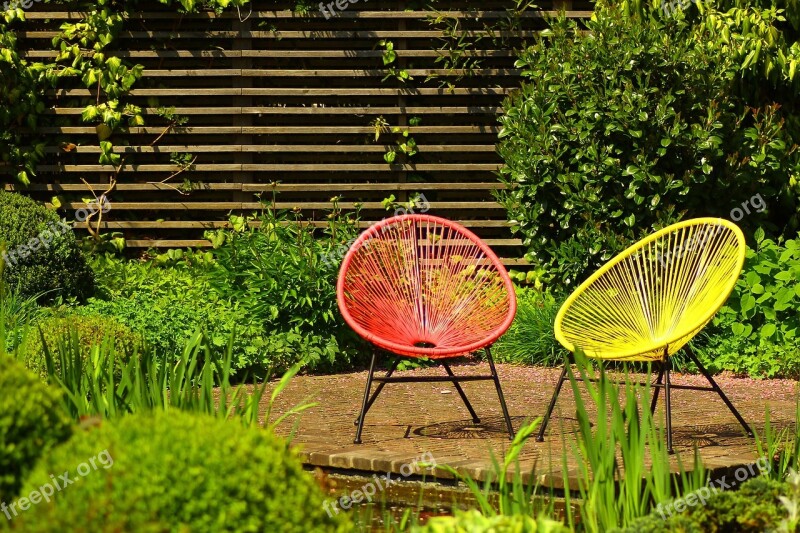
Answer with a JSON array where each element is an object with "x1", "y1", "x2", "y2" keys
[{"x1": 262, "y1": 362, "x2": 797, "y2": 490}]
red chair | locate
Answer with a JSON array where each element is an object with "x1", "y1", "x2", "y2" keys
[{"x1": 337, "y1": 214, "x2": 517, "y2": 444}]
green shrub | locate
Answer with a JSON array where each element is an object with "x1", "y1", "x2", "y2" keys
[
  {"x1": 82, "y1": 253, "x2": 270, "y2": 375},
  {"x1": 496, "y1": 5, "x2": 799, "y2": 289},
  {"x1": 618, "y1": 476, "x2": 791, "y2": 532},
  {"x1": 494, "y1": 288, "x2": 567, "y2": 366},
  {"x1": 0, "y1": 191, "x2": 94, "y2": 302},
  {"x1": 205, "y1": 204, "x2": 365, "y2": 372},
  {"x1": 0, "y1": 356, "x2": 72, "y2": 505},
  {"x1": 693, "y1": 232, "x2": 800, "y2": 378},
  {"x1": 19, "y1": 313, "x2": 142, "y2": 377},
  {"x1": 83, "y1": 231, "x2": 366, "y2": 376},
  {"x1": 414, "y1": 509, "x2": 570, "y2": 532},
  {"x1": 9, "y1": 410, "x2": 351, "y2": 532}
]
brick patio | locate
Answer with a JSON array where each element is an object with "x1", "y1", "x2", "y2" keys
[{"x1": 265, "y1": 361, "x2": 798, "y2": 490}]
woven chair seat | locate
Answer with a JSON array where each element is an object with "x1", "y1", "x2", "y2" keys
[
  {"x1": 555, "y1": 218, "x2": 746, "y2": 361},
  {"x1": 337, "y1": 215, "x2": 516, "y2": 358}
]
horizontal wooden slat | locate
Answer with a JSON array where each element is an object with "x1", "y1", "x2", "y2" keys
[
  {"x1": 29, "y1": 50, "x2": 516, "y2": 59},
  {"x1": 239, "y1": 182, "x2": 506, "y2": 192},
  {"x1": 51, "y1": 87, "x2": 514, "y2": 97},
  {"x1": 131, "y1": 69, "x2": 518, "y2": 77},
  {"x1": 23, "y1": 10, "x2": 591, "y2": 20},
  {"x1": 34, "y1": 164, "x2": 500, "y2": 172},
  {"x1": 37, "y1": 126, "x2": 501, "y2": 135},
  {"x1": 12, "y1": 182, "x2": 505, "y2": 192},
  {"x1": 40, "y1": 144, "x2": 498, "y2": 154},
  {"x1": 124, "y1": 240, "x2": 213, "y2": 248},
  {"x1": 23, "y1": 30, "x2": 540, "y2": 39},
  {"x1": 56, "y1": 201, "x2": 504, "y2": 210},
  {"x1": 119, "y1": 237, "x2": 520, "y2": 246},
  {"x1": 74, "y1": 219, "x2": 515, "y2": 230},
  {"x1": 48, "y1": 106, "x2": 502, "y2": 115}
]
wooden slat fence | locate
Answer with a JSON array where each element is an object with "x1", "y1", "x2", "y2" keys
[{"x1": 7, "y1": 1, "x2": 592, "y2": 265}]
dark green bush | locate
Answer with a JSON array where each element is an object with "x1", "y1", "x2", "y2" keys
[
  {"x1": 9, "y1": 410, "x2": 351, "y2": 532},
  {"x1": 0, "y1": 191, "x2": 94, "y2": 302},
  {"x1": 19, "y1": 312, "x2": 142, "y2": 377},
  {"x1": 496, "y1": 5, "x2": 799, "y2": 289},
  {"x1": 618, "y1": 476, "x2": 792, "y2": 532},
  {"x1": 693, "y1": 232, "x2": 800, "y2": 378},
  {"x1": 494, "y1": 287, "x2": 567, "y2": 366},
  {"x1": 0, "y1": 356, "x2": 72, "y2": 505}
]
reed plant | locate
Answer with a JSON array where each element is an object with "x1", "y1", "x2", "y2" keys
[
  {"x1": 563, "y1": 351, "x2": 707, "y2": 531},
  {"x1": 35, "y1": 326, "x2": 314, "y2": 430},
  {"x1": 401, "y1": 352, "x2": 712, "y2": 531},
  {"x1": 755, "y1": 394, "x2": 800, "y2": 482}
]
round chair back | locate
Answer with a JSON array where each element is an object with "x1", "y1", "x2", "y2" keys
[
  {"x1": 337, "y1": 214, "x2": 516, "y2": 358},
  {"x1": 555, "y1": 218, "x2": 746, "y2": 361}
]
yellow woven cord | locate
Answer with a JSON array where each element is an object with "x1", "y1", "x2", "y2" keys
[{"x1": 554, "y1": 218, "x2": 746, "y2": 361}]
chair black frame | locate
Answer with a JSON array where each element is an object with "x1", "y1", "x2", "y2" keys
[
  {"x1": 535, "y1": 346, "x2": 753, "y2": 453},
  {"x1": 354, "y1": 347, "x2": 515, "y2": 444}
]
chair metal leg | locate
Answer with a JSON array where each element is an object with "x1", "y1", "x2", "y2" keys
[
  {"x1": 685, "y1": 346, "x2": 753, "y2": 437},
  {"x1": 354, "y1": 358, "x2": 400, "y2": 426},
  {"x1": 485, "y1": 347, "x2": 515, "y2": 440},
  {"x1": 650, "y1": 362, "x2": 665, "y2": 415},
  {"x1": 442, "y1": 362, "x2": 481, "y2": 423},
  {"x1": 536, "y1": 355, "x2": 570, "y2": 442},
  {"x1": 354, "y1": 351, "x2": 378, "y2": 444},
  {"x1": 664, "y1": 357, "x2": 674, "y2": 454}
]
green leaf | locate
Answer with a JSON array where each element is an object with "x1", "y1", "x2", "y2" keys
[
  {"x1": 745, "y1": 271, "x2": 762, "y2": 286},
  {"x1": 760, "y1": 324, "x2": 777, "y2": 338},
  {"x1": 650, "y1": 194, "x2": 660, "y2": 207},
  {"x1": 740, "y1": 294, "x2": 756, "y2": 314},
  {"x1": 96, "y1": 124, "x2": 113, "y2": 140}
]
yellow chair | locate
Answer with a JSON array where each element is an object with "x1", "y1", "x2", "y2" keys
[{"x1": 536, "y1": 218, "x2": 753, "y2": 452}]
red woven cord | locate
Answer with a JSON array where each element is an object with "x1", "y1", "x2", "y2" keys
[{"x1": 337, "y1": 215, "x2": 516, "y2": 358}]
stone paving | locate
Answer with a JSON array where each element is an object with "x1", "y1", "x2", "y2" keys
[{"x1": 265, "y1": 361, "x2": 798, "y2": 490}]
